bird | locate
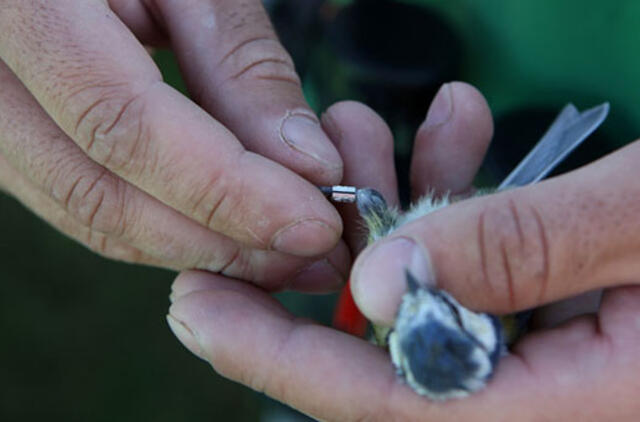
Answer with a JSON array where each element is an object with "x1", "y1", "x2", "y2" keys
[{"x1": 325, "y1": 102, "x2": 610, "y2": 400}]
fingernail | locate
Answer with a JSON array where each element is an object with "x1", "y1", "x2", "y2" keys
[
  {"x1": 351, "y1": 238, "x2": 433, "y2": 325},
  {"x1": 424, "y1": 83, "x2": 453, "y2": 128},
  {"x1": 271, "y1": 219, "x2": 339, "y2": 257},
  {"x1": 166, "y1": 314, "x2": 208, "y2": 362},
  {"x1": 281, "y1": 112, "x2": 342, "y2": 168},
  {"x1": 288, "y1": 259, "x2": 346, "y2": 293}
]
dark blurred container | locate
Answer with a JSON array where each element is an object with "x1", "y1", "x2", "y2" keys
[
  {"x1": 297, "y1": 0, "x2": 460, "y2": 201},
  {"x1": 485, "y1": 107, "x2": 615, "y2": 183},
  {"x1": 264, "y1": 0, "x2": 325, "y2": 78},
  {"x1": 312, "y1": 0, "x2": 460, "y2": 129}
]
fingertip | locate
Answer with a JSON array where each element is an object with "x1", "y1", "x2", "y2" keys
[
  {"x1": 421, "y1": 82, "x2": 454, "y2": 129},
  {"x1": 322, "y1": 101, "x2": 398, "y2": 206},
  {"x1": 153, "y1": 0, "x2": 345, "y2": 185},
  {"x1": 411, "y1": 81, "x2": 493, "y2": 197},
  {"x1": 270, "y1": 217, "x2": 342, "y2": 258},
  {"x1": 279, "y1": 110, "x2": 344, "y2": 185},
  {"x1": 321, "y1": 101, "x2": 400, "y2": 253},
  {"x1": 109, "y1": 0, "x2": 168, "y2": 47},
  {"x1": 220, "y1": 151, "x2": 343, "y2": 257},
  {"x1": 350, "y1": 237, "x2": 434, "y2": 326},
  {"x1": 328, "y1": 238, "x2": 353, "y2": 281},
  {"x1": 170, "y1": 270, "x2": 222, "y2": 303},
  {"x1": 170, "y1": 270, "x2": 280, "y2": 303},
  {"x1": 166, "y1": 313, "x2": 208, "y2": 362},
  {"x1": 322, "y1": 101, "x2": 394, "y2": 163},
  {"x1": 167, "y1": 288, "x2": 231, "y2": 365}
]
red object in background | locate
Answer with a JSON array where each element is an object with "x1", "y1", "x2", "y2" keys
[{"x1": 333, "y1": 280, "x2": 368, "y2": 337}]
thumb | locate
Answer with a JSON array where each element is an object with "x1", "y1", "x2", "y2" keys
[{"x1": 351, "y1": 141, "x2": 640, "y2": 325}]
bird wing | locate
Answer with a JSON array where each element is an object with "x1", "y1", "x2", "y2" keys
[{"x1": 498, "y1": 103, "x2": 609, "y2": 190}]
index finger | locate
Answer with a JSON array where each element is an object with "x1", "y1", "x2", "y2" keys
[
  {"x1": 0, "y1": 0, "x2": 341, "y2": 257},
  {"x1": 150, "y1": 0, "x2": 344, "y2": 185}
]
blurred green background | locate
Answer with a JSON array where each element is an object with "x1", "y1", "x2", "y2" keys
[{"x1": 2, "y1": 0, "x2": 639, "y2": 420}]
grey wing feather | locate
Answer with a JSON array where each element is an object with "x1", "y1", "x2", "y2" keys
[{"x1": 498, "y1": 102, "x2": 610, "y2": 190}]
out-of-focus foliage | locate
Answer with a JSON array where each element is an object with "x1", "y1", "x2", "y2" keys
[{"x1": 0, "y1": 191, "x2": 264, "y2": 420}]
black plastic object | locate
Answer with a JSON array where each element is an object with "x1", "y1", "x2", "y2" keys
[
  {"x1": 321, "y1": 0, "x2": 460, "y2": 123},
  {"x1": 265, "y1": 0, "x2": 325, "y2": 78},
  {"x1": 309, "y1": 0, "x2": 461, "y2": 203}
]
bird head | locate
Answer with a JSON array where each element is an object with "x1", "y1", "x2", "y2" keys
[{"x1": 388, "y1": 271, "x2": 503, "y2": 400}]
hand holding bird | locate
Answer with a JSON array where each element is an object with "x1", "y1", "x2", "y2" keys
[{"x1": 168, "y1": 84, "x2": 640, "y2": 420}]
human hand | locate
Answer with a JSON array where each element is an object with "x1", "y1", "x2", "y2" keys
[
  {"x1": 0, "y1": 0, "x2": 349, "y2": 291},
  {"x1": 167, "y1": 88, "x2": 640, "y2": 420}
]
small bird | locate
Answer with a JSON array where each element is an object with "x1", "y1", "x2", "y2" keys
[
  {"x1": 356, "y1": 186, "x2": 507, "y2": 400},
  {"x1": 326, "y1": 102, "x2": 610, "y2": 400}
]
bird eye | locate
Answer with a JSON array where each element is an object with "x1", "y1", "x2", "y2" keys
[
  {"x1": 440, "y1": 294, "x2": 464, "y2": 329},
  {"x1": 437, "y1": 292, "x2": 490, "y2": 353}
]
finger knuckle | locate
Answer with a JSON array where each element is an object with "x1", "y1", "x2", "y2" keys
[
  {"x1": 217, "y1": 246, "x2": 249, "y2": 277},
  {"x1": 59, "y1": 169, "x2": 130, "y2": 237},
  {"x1": 188, "y1": 156, "x2": 243, "y2": 233},
  {"x1": 69, "y1": 81, "x2": 156, "y2": 175},
  {"x1": 85, "y1": 230, "x2": 109, "y2": 256},
  {"x1": 82, "y1": 229, "x2": 113, "y2": 257},
  {"x1": 84, "y1": 231, "x2": 144, "y2": 263},
  {"x1": 217, "y1": 36, "x2": 300, "y2": 87}
]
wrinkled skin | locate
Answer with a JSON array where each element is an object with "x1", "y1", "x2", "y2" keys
[
  {"x1": 2, "y1": 2, "x2": 640, "y2": 420},
  {"x1": 170, "y1": 87, "x2": 640, "y2": 421},
  {"x1": 0, "y1": 0, "x2": 350, "y2": 292}
]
